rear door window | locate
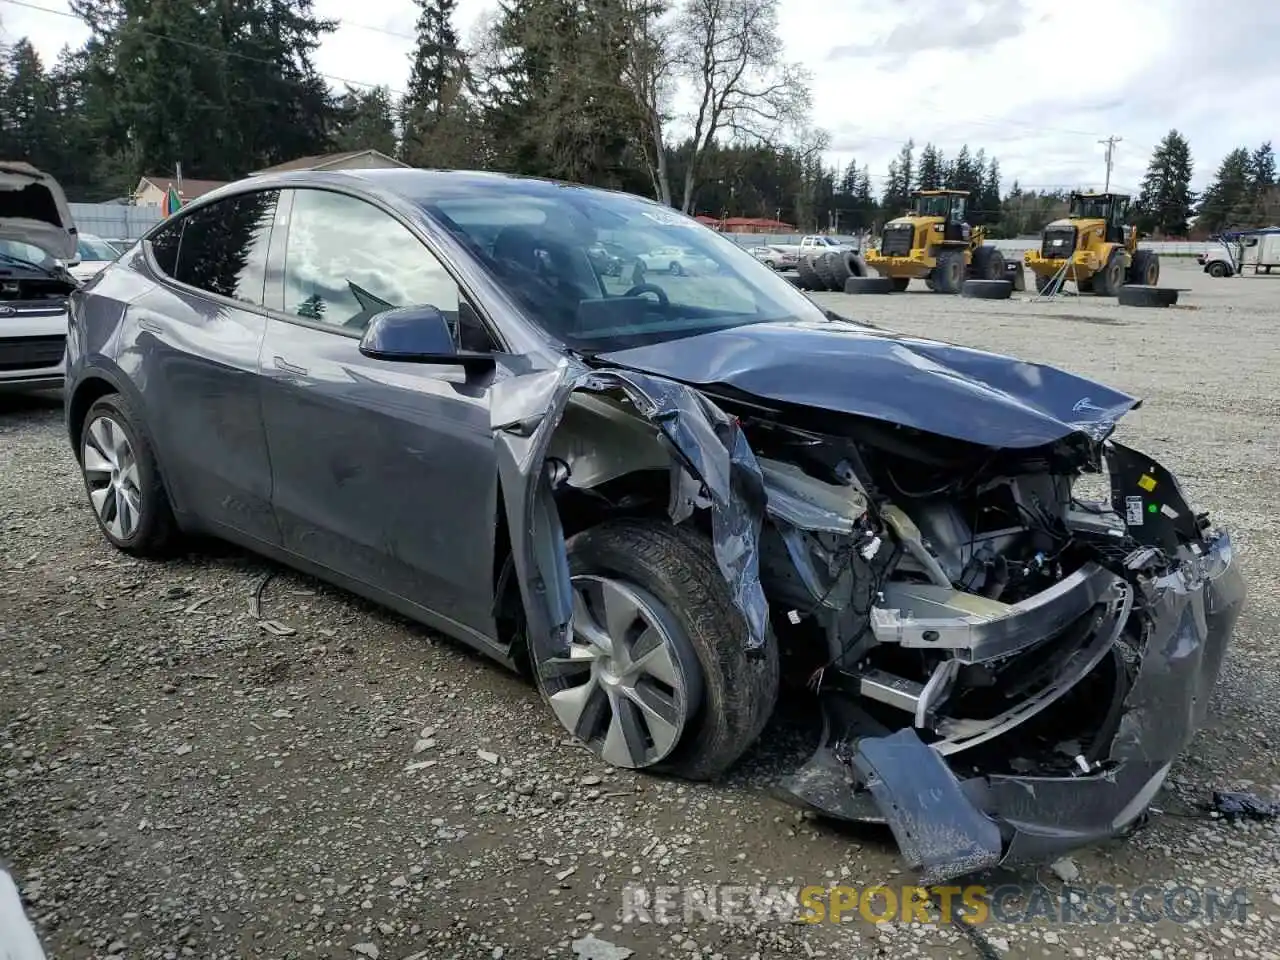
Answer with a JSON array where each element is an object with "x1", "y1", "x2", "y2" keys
[{"x1": 166, "y1": 190, "x2": 279, "y2": 306}]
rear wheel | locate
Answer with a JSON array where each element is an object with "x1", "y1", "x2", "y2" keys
[
  {"x1": 78, "y1": 393, "x2": 177, "y2": 557},
  {"x1": 668, "y1": 261, "x2": 684, "y2": 276},
  {"x1": 535, "y1": 519, "x2": 780, "y2": 781},
  {"x1": 891, "y1": 277, "x2": 910, "y2": 292}
]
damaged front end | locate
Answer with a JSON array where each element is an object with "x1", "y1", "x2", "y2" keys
[{"x1": 492, "y1": 357, "x2": 1245, "y2": 884}]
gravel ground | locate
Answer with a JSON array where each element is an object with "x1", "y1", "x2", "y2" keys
[{"x1": 2, "y1": 260, "x2": 1279, "y2": 959}]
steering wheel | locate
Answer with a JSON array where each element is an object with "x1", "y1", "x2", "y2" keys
[{"x1": 623, "y1": 282, "x2": 669, "y2": 308}]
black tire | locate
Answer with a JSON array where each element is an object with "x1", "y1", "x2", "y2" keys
[
  {"x1": 931, "y1": 249, "x2": 964, "y2": 293},
  {"x1": 668, "y1": 261, "x2": 683, "y2": 276},
  {"x1": 891, "y1": 277, "x2": 910, "y2": 292},
  {"x1": 1126, "y1": 249, "x2": 1160, "y2": 286},
  {"x1": 1034, "y1": 272, "x2": 1056, "y2": 294},
  {"x1": 924, "y1": 277, "x2": 936, "y2": 291},
  {"x1": 844, "y1": 276, "x2": 897, "y2": 294},
  {"x1": 78, "y1": 393, "x2": 178, "y2": 557},
  {"x1": 796, "y1": 254, "x2": 821, "y2": 290},
  {"x1": 815, "y1": 251, "x2": 840, "y2": 290},
  {"x1": 1117, "y1": 285, "x2": 1179, "y2": 308},
  {"x1": 563, "y1": 519, "x2": 779, "y2": 781},
  {"x1": 631, "y1": 260, "x2": 646, "y2": 285},
  {"x1": 1093, "y1": 250, "x2": 1124, "y2": 296},
  {"x1": 961, "y1": 279, "x2": 1013, "y2": 299},
  {"x1": 969, "y1": 244, "x2": 1005, "y2": 281},
  {"x1": 1207, "y1": 260, "x2": 1229, "y2": 278},
  {"x1": 827, "y1": 251, "x2": 867, "y2": 288}
]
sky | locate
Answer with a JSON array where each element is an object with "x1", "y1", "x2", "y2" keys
[{"x1": 2, "y1": 0, "x2": 1277, "y2": 196}]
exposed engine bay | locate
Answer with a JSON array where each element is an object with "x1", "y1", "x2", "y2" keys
[{"x1": 496, "y1": 348, "x2": 1245, "y2": 883}]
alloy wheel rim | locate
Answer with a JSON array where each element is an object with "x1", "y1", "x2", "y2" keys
[
  {"x1": 82, "y1": 415, "x2": 142, "y2": 540},
  {"x1": 539, "y1": 575, "x2": 702, "y2": 769}
]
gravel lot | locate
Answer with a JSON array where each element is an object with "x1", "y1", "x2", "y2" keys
[{"x1": 3, "y1": 260, "x2": 1279, "y2": 960}]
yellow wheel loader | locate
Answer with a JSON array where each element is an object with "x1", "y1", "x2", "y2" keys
[
  {"x1": 1023, "y1": 192, "x2": 1160, "y2": 296},
  {"x1": 864, "y1": 190, "x2": 1005, "y2": 293}
]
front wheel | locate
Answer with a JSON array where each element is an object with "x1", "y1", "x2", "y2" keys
[
  {"x1": 668, "y1": 261, "x2": 684, "y2": 276},
  {"x1": 534, "y1": 519, "x2": 779, "y2": 781},
  {"x1": 1208, "y1": 261, "x2": 1229, "y2": 278}
]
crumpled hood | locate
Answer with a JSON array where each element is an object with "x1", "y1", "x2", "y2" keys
[
  {"x1": 597, "y1": 320, "x2": 1139, "y2": 448},
  {"x1": 0, "y1": 161, "x2": 77, "y2": 260}
]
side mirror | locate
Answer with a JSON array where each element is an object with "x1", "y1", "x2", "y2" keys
[{"x1": 358, "y1": 305, "x2": 494, "y2": 372}]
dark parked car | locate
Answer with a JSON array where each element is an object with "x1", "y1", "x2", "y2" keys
[{"x1": 64, "y1": 169, "x2": 1245, "y2": 881}]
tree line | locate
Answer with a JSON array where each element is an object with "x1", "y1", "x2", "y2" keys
[{"x1": 0, "y1": 1, "x2": 1272, "y2": 238}]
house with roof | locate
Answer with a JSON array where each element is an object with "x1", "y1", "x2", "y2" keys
[
  {"x1": 133, "y1": 175, "x2": 229, "y2": 208},
  {"x1": 248, "y1": 149, "x2": 408, "y2": 177}
]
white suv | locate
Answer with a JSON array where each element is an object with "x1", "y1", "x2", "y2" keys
[{"x1": 0, "y1": 162, "x2": 78, "y2": 393}]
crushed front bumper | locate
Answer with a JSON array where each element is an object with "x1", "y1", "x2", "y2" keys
[{"x1": 782, "y1": 527, "x2": 1245, "y2": 882}]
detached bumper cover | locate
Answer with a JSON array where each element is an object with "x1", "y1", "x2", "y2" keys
[{"x1": 793, "y1": 529, "x2": 1244, "y2": 883}]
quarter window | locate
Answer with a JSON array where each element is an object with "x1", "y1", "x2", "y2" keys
[
  {"x1": 147, "y1": 221, "x2": 182, "y2": 277},
  {"x1": 169, "y1": 190, "x2": 279, "y2": 305},
  {"x1": 280, "y1": 189, "x2": 465, "y2": 335}
]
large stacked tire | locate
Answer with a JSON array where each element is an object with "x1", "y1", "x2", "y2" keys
[
  {"x1": 796, "y1": 254, "x2": 822, "y2": 290},
  {"x1": 827, "y1": 251, "x2": 867, "y2": 290},
  {"x1": 1126, "y1": 249, "x2": 1160, "y2": 286},
  {"x1": 814, "y1": 251, "x2": 840, "y2": 290}
]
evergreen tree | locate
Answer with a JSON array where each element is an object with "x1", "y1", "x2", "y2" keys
[
  {"x1": 882, "y1": 159, "x2": 907, "y2": 217},
  {"x1": 916, "y1": 143, "x2": 944, "y2": 190},
  {"x1": 333, "y1": 86, "x2": 397, "y2": 156},
  {"x1": 401, "y1": 0, "x2": 477, "y2": 167},
  {"x1": 67, "y1": 0, "x2": 337, "y2": 185},
  {"x1": 896, "y1": 139, "x2": 915, "y2": 195},
  {"x1": 977, "y1": 158, "x2": 1001, "y2": 227},
  {"x1": 1197, "y1": 147, "x2": 1252, "y2": 232},
  {"x1": 0, "y1": 41, "x2": 61, "y2": 175},
  {"x1": 1135, "y1": 129, "x2": 1195, "y2": 236}
]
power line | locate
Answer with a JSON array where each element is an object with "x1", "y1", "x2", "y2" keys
[{"x1": 0, "y1": 0, "x2": 409, "y2": 94}]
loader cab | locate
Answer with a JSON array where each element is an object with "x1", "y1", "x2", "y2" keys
[
  {"x1": 911, "y1": 190, "x2": 970, "y2": 243},
  {"x1": 1069, "y1": 192, "x2": 1130, "y2": 245}
]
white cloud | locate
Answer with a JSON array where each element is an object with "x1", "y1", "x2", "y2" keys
[{"x1": 4, "y1": 0, "x2": 1278, "y2": 196}]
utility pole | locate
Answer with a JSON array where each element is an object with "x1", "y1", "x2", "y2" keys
[{"x1": 1098, "y1": 136, "x2": 1122, "y2": 192}]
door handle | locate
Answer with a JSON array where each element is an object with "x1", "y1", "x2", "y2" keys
[
  {"x1": 272, "y1": 355, "x2": 308, "y2": 377},
  {"x1": 137, "y1": 317, "x2": 163, "y2": 334}
]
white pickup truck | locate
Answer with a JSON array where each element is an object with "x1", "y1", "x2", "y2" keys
[{"x1": 749, "y1": 235, "x2": 852, "y2": 270}]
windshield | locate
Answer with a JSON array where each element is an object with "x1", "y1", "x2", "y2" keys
[
  {"x1": 912, "y1": 194, "x2": 954, "y2": 218},
  {"x1": 423, "y1": 188, "x2": 829, "y2": 351},
  {"x1": 77, "y1": 236, "x2": 120, "y2": 261},
  {"x1": 0, "y1": 238, "x2": 56, "y2": 270},
  {"x1": 1069, "y1": 196, "x2": 1114, "y2": 219}
]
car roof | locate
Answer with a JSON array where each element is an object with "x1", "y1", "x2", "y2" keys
[{"x1": 240, "y1": 167, "x2": 648, "y2": 207}]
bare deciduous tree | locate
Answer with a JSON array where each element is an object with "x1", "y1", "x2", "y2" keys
[
  {"x1": 617, "y1": 0, "x2": 679, "y2": 204},
  {"x1": 674, "y1": 0, "x2": 811, "y2": 213}
]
